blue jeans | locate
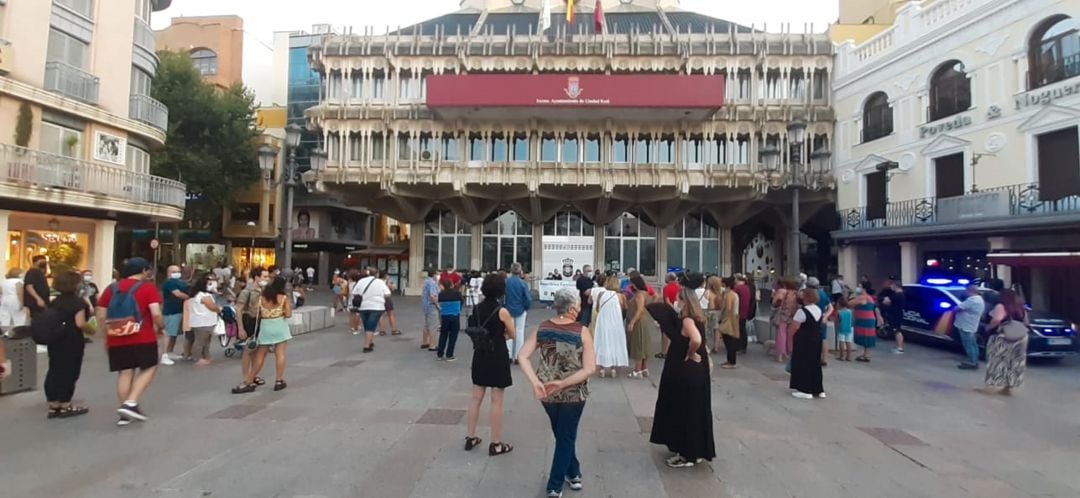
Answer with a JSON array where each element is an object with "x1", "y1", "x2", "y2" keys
[
  {"x1": 957, "y1": 328, "x2": 979, "y2": 365},
  {"x1": 542, "y1": 402, "x2": 585, "y2": 493},
  {"x1": 360, "y1": 310, "x2": 383, "y2": 333},
  {"x1": 437, "y1": 315, "x2": 460, "y2": 358}
]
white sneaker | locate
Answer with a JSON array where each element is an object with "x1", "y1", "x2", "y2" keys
[
  {"x1": 817, "y1": 392, "x2": 828, "y2": 399},
  {"x1": 167, "y1": 353, "x2": 183, "y2": 360},
  {"x1": 791, "y1": 391, "x2": 814, "y2": 400},
  {"x1": 160, "y1": 354, "x2": 175, "y2": 366},
  {"x1": 892, "y1": 348, "x2": 905, "y2": 354}
]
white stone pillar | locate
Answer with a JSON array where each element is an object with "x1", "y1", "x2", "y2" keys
[
  {"x1": 899, "y1": 241, "x2": 918, "y2": 285},
  {"x1": 0, "y1": 210, "x2": 10, "y2": 274},
  {"x1": 656, "y1": 229, "x2": 668, "y2": 278},
  {"x1": 838, "y1": 245, "x2": 857, "y2": 287},
  {"x1": 92, "y1": 220, "x2": 117, "y2": 288},
  {"x1": 531, "y1": 223, "x2": 544, "y2": 291},
  {"x1": 988, "y1": 236, "x2": 1011, "y2": 287},
  {"x1": 406, "y1": 223, "x2": 425, "y2": 296},
  {"x1": 470, "y1": 224, "x2": 483, "y2": 271},
  {"x1": 593, "y1": 227, "x2": 605, "y2": 271}
]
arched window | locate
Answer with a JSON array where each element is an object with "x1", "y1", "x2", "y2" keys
[
  {"x1": 190, "y1": 49, "x2": 218, "y2": 76},
  {"x1": 862, "y1": 92, "x2": 893, "y2": 142},
  {"x1": 1028, "y1": 15, "x2": 1079, "y2": 89},
  {"x1": 928, "y1": 60, "x2": 971, "y2": 122}
]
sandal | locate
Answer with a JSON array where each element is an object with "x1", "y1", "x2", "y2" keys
[
  {"x1": 489, "y1": 441, "x2": 514, "y2": 456},
  {"x1": 420, "y1": 344, "x2": 430, "y2": 350},
  {"x1": 856, "y1": 357, "x2": 870, "y2": 363},
  {"x1": 391, "y1": 330, "x2": 402, "y2": 336},
  {"x1": 273, "y1": 380, "x2": 287, "y2": 391},
  {"x1": 654, "y1": 353, "x2": 667, "y2": 359},
  {"x1": 465, "y1": 436, "x2": 483, "y2": 451},
  {"x1": 254, "y1": 377, "x2": 266, "y2": 386},
  {"x1": 56, "y1": 406, "x2": 89, "y2": 418},
  {"x1": 378, "y1": 331, "x2": 387, "y2": 336},
  {"x1": 231, "y1": 383, "x2": 257, "y2": 394}
]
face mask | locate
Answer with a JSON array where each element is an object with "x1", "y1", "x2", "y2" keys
[
  {"x1": 170, "y1": 272, "x2": 182, "y2": 279},
  {"x1": 83, "y1": 275, "x2": 92, "y2": 282},
  {"x1": 207, "y1": 282, "x2": 218, "y2": 292},
  {"x1": 258, "y1": 279, "x2": 269, "y2": 287}
]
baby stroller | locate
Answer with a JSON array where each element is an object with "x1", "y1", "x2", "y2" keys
[{"x1": 218, "y1": 304, "x2": 241, "y2": 358}]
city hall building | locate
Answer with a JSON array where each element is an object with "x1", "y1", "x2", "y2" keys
[
  {"x1": 831, "y1": 0, "x2": 1079, "y2": 321},
  {"x1": 306, "y1": 0, "x2": 836, "y2": 294}
]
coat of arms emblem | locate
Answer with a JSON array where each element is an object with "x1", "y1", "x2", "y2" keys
[
  {"x1": 564, "y1": 77, "x2": 583, "y2": 99},
  {"x1": 562, "y1": 258, "x2": 575, "y2": 278}
]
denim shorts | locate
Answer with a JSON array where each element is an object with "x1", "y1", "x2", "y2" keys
[
  {"x1": 360, "y1": 310, "x2": 383, "y2": 332},
  {"x1": 164, "y1": 314, "x2": 183, "y2": 337}
]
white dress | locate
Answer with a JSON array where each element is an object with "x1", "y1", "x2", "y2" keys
[
  {"x1": 0, "y1": 277, "x2": 27, "y2": 328},
  {"x1": 592, "y1": 289, "x2": 629, "y2": 368}
]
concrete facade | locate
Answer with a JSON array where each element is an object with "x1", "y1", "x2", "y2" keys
[{"x1": 306, "y1": 0, "x2": 838, "y2": 294}]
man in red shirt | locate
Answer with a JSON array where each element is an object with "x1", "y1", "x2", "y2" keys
[
  {"x1": 440, "y1": 266, "x2": 462, "y2": 289},
  {"x1": 660, "y1": 272, "x2": 681, "y2": 357},
  {"x1": 96, "y1": 257, "x2": 164, "y2": 426}
]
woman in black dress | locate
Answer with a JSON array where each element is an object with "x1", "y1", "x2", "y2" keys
[
  {"x1": 647, "y1": 279, "x2": 715, "y2": 468},
  {"x1": 464, "y1": 273, "x2": 517, "y2": 456},
  {"x1": 789, "y1": 289, "x2": 825, "y2": 399}
]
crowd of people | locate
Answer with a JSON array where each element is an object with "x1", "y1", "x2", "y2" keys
[{"x1": 0, "y1": 254, "x2": 1038, "y2": 496}]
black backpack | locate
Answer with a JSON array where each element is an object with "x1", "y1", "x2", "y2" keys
[
  {"x1": 31, "y1": 307, "x2": 70, "y2": 346},
  {"x1": 465, "y1": 305, "x2": 500, "y2": 352}
]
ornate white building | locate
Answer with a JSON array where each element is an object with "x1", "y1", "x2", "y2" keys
[
  {"x1": 307, "y1": 0, "x2": 836, "y2": 294},
  {"x1": 832, "y1": 0, "x2": 1079, "y2": 319}
]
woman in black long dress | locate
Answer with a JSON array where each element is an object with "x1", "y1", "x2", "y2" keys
[
  {"x1": 464, "y1": 273, "x2": 517, "y2": 456},
  {"x1": 789, "y1": 288, "x2": 825, "y2": 399},
  {"x1": 647, "y1": 282, "x2": 715, "y2": 468}
]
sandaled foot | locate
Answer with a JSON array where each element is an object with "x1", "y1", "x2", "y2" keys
[
  {"x1": 391, "y1": 330, "x2": 402, "y2": 336},
  {"x1": 378, "y1": 331, "x2": 387, "y2": 336},
  {"x1": 465, "y1": 436, "x2": 482, "y2": 451},
  {"x1": 231, "y1": 384, "x2": 257, "y2": 394},
  {"x1": 489, "y1": 441, "x2": 513, "y2": 456},
  {"x1": 254, "y1": 377, "x2": 266, "y2": 386},
  {"x1": 273, "y1": 380, "x2": 287, "y2": 391},
  {"x1": 720, "y1": 363, "x2": 736, "y2": 369},
  {"x1": 56, "y1": 406, "x2": 89, "y2": 418}
]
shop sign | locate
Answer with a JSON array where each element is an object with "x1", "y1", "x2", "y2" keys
[
  {"x1": 1014, "y1": 79, "x2": 1080, "y2": 110},
  {"x1": 919, "y1": 114, "x2": 973, "y2": 139},
  {"x1": 937, "y1": 191, "x2": 1009, "y2": 223}
]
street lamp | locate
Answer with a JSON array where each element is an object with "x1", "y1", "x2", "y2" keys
[
  {"x1": 280, "y1": 122, "x2": 328, "y2": 273},
  {"x1": 246, "y1": 220, "x2": 257, "y2": 271}
]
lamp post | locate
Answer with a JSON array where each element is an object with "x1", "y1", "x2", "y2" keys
[
  {"x1": 275, "y1": 124, "x2": 328, "y2": 274},
  {"x1": 761, "y1": 119, "x2": 832, "y2": 277}
]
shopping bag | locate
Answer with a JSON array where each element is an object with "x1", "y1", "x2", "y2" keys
[{"x1": 212, "y1": 318, "x2": 227, "y2": 336}]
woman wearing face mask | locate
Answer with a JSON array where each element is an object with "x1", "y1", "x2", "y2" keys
[
  {"x1": 184, "y1": 274, "x2": 221, "y2": 366},
  {"x1": 232, "y1": 268, "x2": 268, "y2": 393}
]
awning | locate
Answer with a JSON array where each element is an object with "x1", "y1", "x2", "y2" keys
[
  {"x1": 350, "y1": 245, "x2": 408, "y2": 257},
  {"x1": 987, "y1": 251, "x2": 1080, "y2": 267}
]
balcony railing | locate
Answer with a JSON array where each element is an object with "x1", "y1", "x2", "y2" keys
[
  {"x1": 129, "y1": 94, "x2": 169, "y2": 132},
  {"x1": 0, "y1": 144, "x2": 186, "y2": 209},
  {"x1": 133, "y1": 18, "x2": 156, "y2": 54},
  {"x1": 43, "y1": 61, "x2": 100, "y2": 105},
  {"x1": 840, "y1": 183, "x2": 1080, "y2": 231}
]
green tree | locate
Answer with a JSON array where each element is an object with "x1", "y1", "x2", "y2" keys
[{"x1": 151, "y1": 50, "x2": 261, "y2": 226}]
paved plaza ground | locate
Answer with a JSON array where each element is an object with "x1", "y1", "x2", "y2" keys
[{"x1": 2, "y1": 294, "x2": 1080, "y2": 498}]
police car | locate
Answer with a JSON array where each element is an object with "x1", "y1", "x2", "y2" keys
[{"x1": 898, "y1": 280, "x2": 1077, "y2": 359}]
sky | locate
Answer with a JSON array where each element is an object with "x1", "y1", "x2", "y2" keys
[{"x1": 152, "y1": 0, "x2": 839, "y2": 106}]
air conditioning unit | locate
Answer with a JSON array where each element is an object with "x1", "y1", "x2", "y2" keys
[{"x1": 420, "y1": 150, "x2": 432, "y2": 161}]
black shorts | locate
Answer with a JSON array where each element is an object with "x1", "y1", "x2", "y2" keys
[
  {"x1": 107, "y1": 343, "x2": 159, "y2": 372},
  {"x1": 384, "y1": 298, "x2": 394, "y2": 312}
]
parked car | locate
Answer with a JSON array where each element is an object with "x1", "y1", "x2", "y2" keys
[{"x1": 894, "y1": 284, "x2": 1077, "y2": 359}]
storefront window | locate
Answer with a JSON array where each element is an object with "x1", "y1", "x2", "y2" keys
[
  {"x1": 8, "y1": 229, "x2": 90, "y2": 274},
  {"x1": 665, "y1": 213, "x2": 720, "y2": 274},
  {"x1": 423, "y1": 210, "x2": 471, "y2": 271},
  {"x1": 481, "y1": 211, "x2": 532, "y2": 273},
  {"x1": 605, "y1": 212, "x2": 657, "y2": 276},
  {"x1": 230, "y1": 247, "x2": 276, "y2": 275}
]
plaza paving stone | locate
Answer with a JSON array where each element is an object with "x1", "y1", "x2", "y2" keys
[{"x1": 2, "y1": 294, "x2": 1079, "y2": 497}]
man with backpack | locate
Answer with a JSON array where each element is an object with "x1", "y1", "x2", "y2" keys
[{"x1": 95, "y1": 258, "x2": 165, "y2": 426}]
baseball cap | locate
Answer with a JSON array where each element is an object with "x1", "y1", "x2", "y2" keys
[
  {"x1": 806, "y1": 277, "x2": 821, "y2": 288},
  {"x1": 121, "y1": 257, "x2": 152, "y2": 278}
]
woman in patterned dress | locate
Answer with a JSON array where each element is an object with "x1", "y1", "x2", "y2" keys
[
  {"x1": 771, "y1": 278, "x2": 799, "y2": 362},
  {"x1": 983, "y1": 290, "x2": 1028, "y2": 395},
  {"x1": 850, "y1": 288, "x2": 882, "y2": 362}
]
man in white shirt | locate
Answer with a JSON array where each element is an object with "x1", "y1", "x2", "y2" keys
[
  {"x1": 352, "y1": 267, "x2": 391, "y2": 353},
  {"x1": 954, "y1": 285, "x2": 986, "y2": 370},
  {"x1": 306, "y1": 266, "x2": 316, "y2": 286}
]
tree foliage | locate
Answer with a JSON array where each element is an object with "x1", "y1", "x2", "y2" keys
[{"x1": 151, "y1": 50, "x2": 261, "y2": 225}]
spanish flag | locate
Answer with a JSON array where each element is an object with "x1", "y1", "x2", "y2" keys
[{"x1": 566, "y1": 0, "x2": 575, "y2": 23}]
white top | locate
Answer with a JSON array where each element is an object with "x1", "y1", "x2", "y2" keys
[
  {"x1": 792, "y1": 304, "x2": 823, "y2": 323},
  {"x1": 352, "y1": 276, "x2": 391, "y2": 311},
  {"x1": 694, "y1": 288, "x2": 708, "y2": 309},
  {"x1": 190, "y1": 291, "x2": 219, "y2": 328},
  {"x1": 306, "y1": 267, "x2": 315, "y2": 277},
  {"x1": 831, "y1": 279, "x2": 844, "y2": 294}
]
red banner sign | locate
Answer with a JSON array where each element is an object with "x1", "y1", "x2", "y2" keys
[{"x1": 426, "y1": 74, "x2": 725, "y2": 109}]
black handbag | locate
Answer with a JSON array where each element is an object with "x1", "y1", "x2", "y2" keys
[
  {"x1": 465, "y1": 305, "x2": 500, "y2": 352},
  {"x1": 351, "y1": 278, "x2": 375, "y2": 309}
]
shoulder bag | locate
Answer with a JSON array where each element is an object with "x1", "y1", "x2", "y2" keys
[{"x1": 351, "y1": 278, "x2": 375, "y2": 309}]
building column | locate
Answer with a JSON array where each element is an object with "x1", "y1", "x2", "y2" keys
[
  {"x1": 1029, "y1": 267, "x2": 1050, "y2": 311},
  {"x1": 317, "y1": 251, "x2": 330, "y2": 287},
  {"x1": 0, "y1": 210, "x2": 10, "y2": 274},
  {"x1": 656, "y1": 229, "x2": 668, "y2": 280},
  {"x1": 988, "y1": 236, "x2": 1011, "y2": 287},
  {"x1": 720, "y1": 227, "x2": 733, "y2": 277},
  {"x1": 92, "y1": 220, "x2": 117, "y2": 288},
  {"x1": 838, "y1": 245, "x2": 857, "y2": 287},
  {"x1": 593, "y1": 227, "x2": 605, "y2": 271},
  {"x1": 899, "y1": 241, "x2": 918, "y2": 285},
  {"x1": 469, "y1": 224, "x2": 482, "y2": 271},
  {"x1": 406, "y1": 224, "x2": 425, "y2": 296},
  {"x1": 531, "y1": 223, "x2": 544, "y2": 290}
]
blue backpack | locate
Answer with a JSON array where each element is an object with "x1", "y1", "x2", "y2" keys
[{"x1": 105, "y1": 281, "x2": 143, "y2": 337}]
